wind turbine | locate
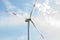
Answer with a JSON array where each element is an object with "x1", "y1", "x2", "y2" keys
[
  {"x1": 5, "y1": 0, "x2": 44, "y2": 40},
  {"x1": 25, "y1": 0, "x2": 44, "y2": 40}
]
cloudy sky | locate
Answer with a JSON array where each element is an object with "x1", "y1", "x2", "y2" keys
[{"x1": 0, "y1": 0, "x2": 60, "y2": 40}]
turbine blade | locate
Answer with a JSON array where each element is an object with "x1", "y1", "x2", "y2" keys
[
  {"x1": 30, "y1": 0, "x2": 38, "y2": 18},
  {"x1": 30, "y1": 20, "x2": 44, "y2": 39}
]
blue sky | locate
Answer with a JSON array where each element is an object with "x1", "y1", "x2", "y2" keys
[{"x1": 0, "y1": 0, "x2": 60, "y2": 40}]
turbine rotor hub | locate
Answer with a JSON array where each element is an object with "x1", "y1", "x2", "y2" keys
[{"x1": 25, "y1": 18, "x2": 31, "y2": 22}]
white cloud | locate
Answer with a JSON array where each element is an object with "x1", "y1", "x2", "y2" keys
[
  {"x1": 17, "y1": 36, "x2": 27, "y2": 40},
  {"x1": 32, "y1": 12, "x2": 60, "y2": 40},
  {"x1": 34, "y1": 1, "x2": 56, "y2": 16},
  {"x1": 45, "y1": 16, "x2": 60, "y2": 27},
  {"x1": 31, "y1": 2, "x2": 60, "y2": 39},
  {"x1": 45, "y1": 0, "x2": 49, "y2": 5},
  {"x1": 0, "y1": 16, "x2": 24, "y2": 26},
  {"x1": 1, "y1": 0, "x2": 60, "y2": 40},
  {"x1": 56, "y1": 0, "x2": 60, "y2": 5}
]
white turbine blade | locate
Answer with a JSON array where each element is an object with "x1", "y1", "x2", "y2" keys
[
  {"x1": 5, "y1": 10, "x2": 28, "y2": 21},
  {"x1": 30, "y1": 0, "x2": 38, "y2": 18},
  {"x1": 30, "y1": 19, "x2": 44, "y2": 39},
  {"x1": 5, "y1": 10, "x2": 22, "y2": 17},
  {"x1": 30, "y1": 5, "x2": 35, "y2": 18}
]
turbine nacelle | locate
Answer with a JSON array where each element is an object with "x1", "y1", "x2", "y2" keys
[{"x1": 25, "y1": 18, "x2": 31, "y2": 22}]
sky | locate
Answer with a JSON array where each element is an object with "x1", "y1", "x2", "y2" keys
[{"x1": 0, "y1": 0, "x2": 60, "y2": 40}]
